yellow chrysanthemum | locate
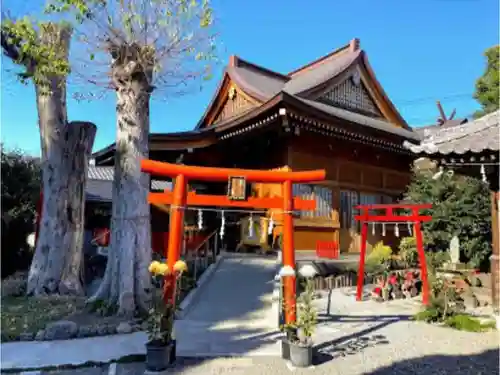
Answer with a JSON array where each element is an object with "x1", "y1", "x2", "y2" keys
[
  {"x1": 148, "y1": 261, "x2": 161, "y2": 274},
  {"x1": 156, "y1": 263, "x2": 170, "y2": 276},
  {"x1": 173, "y1": 260, "x2": 188, "y2": 273}
]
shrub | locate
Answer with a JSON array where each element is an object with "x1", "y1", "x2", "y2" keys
[
  {"x1": 402, "y1": 167, "x2": 491, "y2": 271},
  {"x1": 399, "y1": 237, "x2": 418, "y2": 268},
  {"x1": 1, "y1": 272, "x2": 27, "y2": 297},
  {"x1": 366, "y1": 241, "x2": 392, "y2": 266},
  {"x1": 1, "y1": 146, "x2": 41, "y2": 278},
  {"x1": 444, "y1": 314, "x2": 496, "y2": 332},
  {"x1": 426, "y1": 251, "x2": 451, "y2": 272}
]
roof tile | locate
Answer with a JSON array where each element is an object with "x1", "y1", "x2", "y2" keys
[{"x1": 404, "y1": 110, "x2": 500, "y2": 155}]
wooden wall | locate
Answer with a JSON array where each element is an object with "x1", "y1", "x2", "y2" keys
[{"x1": 284, "y1": 133, "x2": 412, "y2": 253}]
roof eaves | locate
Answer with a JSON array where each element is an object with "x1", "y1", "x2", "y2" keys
[
  {"x1": 403, "y1": 110, "x2": 500, "y2": 155},
  {"x1": 359, "y1": 53, "x2": 410, "y2": 129},
  {"x1": 194, "y1": 69, "x2": 232, "y2": 130},
  {"x1": 282, "y1": 93, "x2": 421, "y2": 142}
]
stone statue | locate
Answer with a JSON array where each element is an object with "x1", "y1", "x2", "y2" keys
[{"x1": 449, "y1": 235, "x2": 460, "y2": 264}]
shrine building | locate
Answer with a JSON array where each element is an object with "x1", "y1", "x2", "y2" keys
[{"x1": 91, "y1": 38, "x2": 421, "y2": 256}]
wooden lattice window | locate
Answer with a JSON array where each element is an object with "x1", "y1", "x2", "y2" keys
[
  {"x1": 319, "y1": 75, "x2": 382, "y2": 118},
  {"x1": 293, "y1": 184, "x2": 333, "y2": 218}
]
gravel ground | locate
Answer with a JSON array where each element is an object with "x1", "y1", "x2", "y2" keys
[{"x1": 10, "y1": 289, "x2": 500, "y2": 375}]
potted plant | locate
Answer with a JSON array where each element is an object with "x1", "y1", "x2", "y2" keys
[
  {"x1": 145, "y1": 259, "x2": 187, "y2": 372},
  {"x1": 285, "y1": 265, "x2": 318, "y2": 368}
]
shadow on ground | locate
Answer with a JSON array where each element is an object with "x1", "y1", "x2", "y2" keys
[
  {"x1": 364, "y1": 348, "x2": 500, "y2": 375},
  {"x1": 312, "y1": 315, "x2": 404, "y2": 365}
]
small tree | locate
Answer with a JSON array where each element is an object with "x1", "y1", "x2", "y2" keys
[
  {"x1": 48, "y1": 0, "x2": 218, "y2": 315},
  {"x1": 1, "y1": 18, "x2": 97, "y2": 295},
  {"x1": 403, "y1": 168, "x2": 492, "y2": 270},
  {"x1": 473, "y1": 45, "x2": 499, "y2": 118},
  {"x1": 1, "y1": 146, "x2": 41, "y2": 278}
]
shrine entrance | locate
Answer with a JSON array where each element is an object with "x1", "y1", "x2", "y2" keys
[{"x1": 141, "y1": 159, "x2": 326, "y2": 325}]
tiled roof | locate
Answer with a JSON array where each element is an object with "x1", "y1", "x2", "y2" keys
[
  {"x1": 224, "y1": 48, "x2": 360, "y2": 101},
  {"x1": 86, "y1": 166, "x2": 171, "y2": 202},
  {"x1": 283, "y1": 50, "x2": 361, "y2": 95},
  {"x1": 404, "y1": 110, "x2": 500, "y2": 155},
  {"x1": 291, "y1": 96, "x2": 421, "y2": 141}
]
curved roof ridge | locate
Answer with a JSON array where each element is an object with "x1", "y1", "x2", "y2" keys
[
  {"x1": 287, "y1": 39, "x2": 358, "y2": 77},
  {"x1": 230, "y1": 55, "x2": 290, "y2": 81}
]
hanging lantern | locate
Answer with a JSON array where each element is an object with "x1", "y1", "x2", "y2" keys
[
  {"x1": 394, "y1": 223, "x2": 400, "y2": 238},
  {"x1": 220, "y1": 211, "x2": 226, "y2": 239},
  {"x1": 197, "y1": 209, "x2": 203, "y2": 230},
  {"x1": 382, "y1": 223, "x2": 386, "y2": 237},
  {"x1": 371, "y1": 222, "x2": 375, "y2": 236},
  {"x1": 268, "y1": 215, "x2": 274, "y2": 235},
  {"x1": 407, "y1": 222, "x2": 413, "y2": 236},
  {"x1": 248, "y1": 214, "x2": 254, "y2": 237}
]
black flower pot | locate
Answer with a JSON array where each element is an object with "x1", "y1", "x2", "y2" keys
[
  {"x1": 281, "y1": 339, "x2": 291, "y2": 360},
  {"x1": 289, "y1": 341, "x2": 313, "y2": 368},
  {"x1": 145, "y1": 339, "x2": 176, "y2": 371}
]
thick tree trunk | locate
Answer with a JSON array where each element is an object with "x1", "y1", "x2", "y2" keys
[
  {"x1": 59, "y1": 122, "x2": 97, "y2": 294},
  {"x1": 27, "y1": 25, "x2": 97, "y2": 296},
  {"x1": 88, "y1": 75, "x2": 152, "y2": 316}
]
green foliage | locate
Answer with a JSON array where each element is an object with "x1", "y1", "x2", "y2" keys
[
  {"x1": 473, "y1": 45, "x2": 499, "y2": 118},
  {"x1": 1, "y1": 19, "x2": 72, "y2": 90},
  {"x1": 403, "y1": 168, "x2": 491, "y2": 270},
  {"x1": 283, "y1": 278, "x2": 317, "y2": 346},
  {"x1": 366, "y1": 241, "x2": 393, "y2": 267},
  {"x1": 1, "y1": 146, "x2": 41, "y2": 278},
  {"x1": 414, "y1": 270, "x2": 467, "y2": 326},
  {"x1": 399, "y1": 236, "x2": 419, "y2": 268},
  {"x1": 444, "y1": 314, "x2": 496, "y2": 332}
]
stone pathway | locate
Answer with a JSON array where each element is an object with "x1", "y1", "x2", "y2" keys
[{"x1": 174, "y1": 254, "x2": 281, "y2": 357}]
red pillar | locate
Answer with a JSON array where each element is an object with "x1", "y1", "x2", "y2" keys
[
  {"x1": 164, "y1": 174, "x2": 187, "y2": 303},
  {"x1": 282, "y1": 180, "x2": 296, "y2": 324},
  {"x1": 414, "y1": 221, "x2": 430, "y2": 306},
  {"x1": 356, "y1": 218, "x2": 369, "y2": 301}
]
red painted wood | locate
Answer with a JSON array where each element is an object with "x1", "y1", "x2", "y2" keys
[
  {"x1": 355, "y1": 203, "x2": 432, "y2": 305},
  {"x1": 315, "y1": 241, "x2": 339, "y2": 259},
  {"x1": 149, "y1": 191, "x2": 316, "y2": 211}
]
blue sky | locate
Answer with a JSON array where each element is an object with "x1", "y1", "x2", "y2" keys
[{"x1": 1, "y1": 0, "x2": 499, "y2": 156}]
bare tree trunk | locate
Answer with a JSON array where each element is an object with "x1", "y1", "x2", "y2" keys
[
  {"x1": 59, "y1": 122, "x2": 97, "y2": 294},
  {"x1": 27, "y1": 25, "x2": 96, "y2": 296},
  {"x1": 89, "y1": 75, "x2": 152, "y2": 316}
]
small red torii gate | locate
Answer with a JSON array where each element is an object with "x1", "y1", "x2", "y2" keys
[
  {"x1": 354, "y1": 203, "x2": 432, "y2": 305},
  {"x1": 141, "y1": 159, "x2": 326, "y2": 325}
]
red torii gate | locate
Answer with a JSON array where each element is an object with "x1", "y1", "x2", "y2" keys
[
  {"x1": 354, "y1": 203, "x2": 432, "y2": 305},
  {"x1": 141, "y1": 159, "x2": 326, "y2": 325}
]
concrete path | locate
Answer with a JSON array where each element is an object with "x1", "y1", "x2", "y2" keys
[{"x1": 174, "y1": 254, "x2": 282, "y2": 357}]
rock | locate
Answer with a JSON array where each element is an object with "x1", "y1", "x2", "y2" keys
[
  {"x1": 96, "y1": 323, "x2": 111, "y2": 336},
  {"x1": 116, "y1": 322, "x2": 133, "y2": 334},
  {"x1": 44, "y1": 320, "x2": 78, "y2": 340},
  {"x1": 35, "y1": 330, "x2": 45, "y2": 341},
  {"x1": 77, "y1": 325, "x2": 93, "y2": 338},
  {"x1": 19, "y1": 332, "x2": 35, "y2": 341}
]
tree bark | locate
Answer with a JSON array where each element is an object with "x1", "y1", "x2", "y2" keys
[
  {"x1": 88, "y1": 74, "x2": 152, "y2": 316},
  {"x1": 59, "y1": 122, "x2": 97, "y2": 294},
  {"x1": 27, "y1": 25, "x2": 97, "y2": 296}
]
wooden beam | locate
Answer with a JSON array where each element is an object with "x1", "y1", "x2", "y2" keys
[
  {"x1": 142, "y1": 159, "x2": 326, "y2": 183},
  {"x1": 148, "y1": 191, "x2": 317, "y2": 210}
]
